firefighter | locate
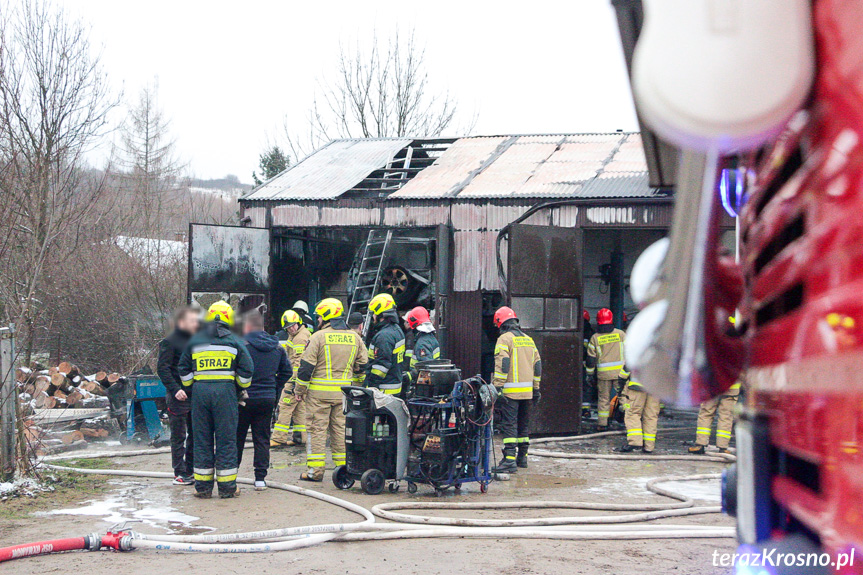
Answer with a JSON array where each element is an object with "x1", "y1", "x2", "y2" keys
[
  {"x1": 271, "y1": 309, "x2": 311, "y2": 447},
  {"x1": 491, "y1": 306, "x2": 542, "y2": 473},
  {"x1": 178, "y1": 301, "x2": 254, "y2": 498},
  {"x1": 689, "y1": 382, "x2": 741, "y2": 454},
  {"x1": 402, "y1": 306, "x2": 440, "y2": 386},
  {"x1": 365, "y1": 293, "x2": 406, "y2": 396},
  {"x1": 294, "y1": 298, "x2": 367, "y2": 482},
  {"x1": 585, "y1": 308, "x2": 626, "y2": 429},
  {"x1": 615, "y1": 368, "x2": 661, "y2": 453},
  {"x1": 292, "y1": 300, "x2": 315, "y2": 333}
]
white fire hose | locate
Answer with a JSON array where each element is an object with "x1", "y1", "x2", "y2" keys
[{"x1": 34, "y1": 428, "x2": 735, "y2": 555}]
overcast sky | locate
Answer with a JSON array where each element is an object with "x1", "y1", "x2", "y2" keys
[{"x1": 61, "y1": 0, "x2": 639, "y2": 183}]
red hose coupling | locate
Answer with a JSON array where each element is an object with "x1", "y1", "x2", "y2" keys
[{"x1": 101, "y1": 531, "x2": 133, "y2": 551}]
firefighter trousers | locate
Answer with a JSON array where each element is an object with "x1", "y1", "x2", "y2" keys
[
  {"x1": 305, "y1": 394, "x2": 345, "y2": 476},
  {"x1": 623, "y1": 384, "x2": 660, "y2": 451},
  {"x1": 695, "y1": 394, "x2": 738, "y2": 448},
  {"x1": 272, "y1": 385, "x2": 307, "y2": 444},
  {"x1": 597, "y1": 379, "x2": 617, "y2": 426},
  {"x1": 497, "y1": 395, "x2": 531, "y2": 459},
  {"x1": 191, "y1": 382, "x2": 239, "y2": 495}
]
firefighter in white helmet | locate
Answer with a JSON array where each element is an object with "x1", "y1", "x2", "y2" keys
[{"x1": 271, "y1": 309, "x2": 311, "y2": 447}]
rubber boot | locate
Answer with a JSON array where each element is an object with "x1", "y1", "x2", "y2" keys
[
  {"x1": 292, "y1": 431, "x2": 304, "y2": 445},
  {"x1": 300, "y1": 469, "x2": 324, "y2": 482},
  {"x1": 516, "y1": 444, "x2": 529, "y2": 469},
  {"x1": 613, "y1": 443, "x2": 638, "y2": 453},
  {"x1": 492, "y1": 447, "x2": 517, "y2": 473},
  {"x1": 688, "y1": 445, "x2": 706, "y2": 455}
]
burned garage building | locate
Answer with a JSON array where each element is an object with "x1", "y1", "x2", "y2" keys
[{"x1": 189, "y1": 133, "x2": 673, "y2": 434}]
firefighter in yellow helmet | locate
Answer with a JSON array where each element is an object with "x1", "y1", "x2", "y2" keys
[
  {"x1": 365, "y1": 293, "x2": 406, "y2": 396},
  {"x1": 271, "y1": 309, "x2": 311, "y2": 447},
  {"x1": 293, "y1": 298, "x2": 367, "y2": 481},
  {"x1": 178, "y1": 301, "x2": 254, "y2": 498}
]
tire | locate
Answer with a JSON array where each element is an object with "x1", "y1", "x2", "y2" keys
[
  {"x1": 388, "y1": 482, "x2": 400, "y2": 494},
  {"x1": 332, "y1": 465, "x2": 355, "y2": 490},
  {"x1": 360, "y1": 469, "x2": 386, "y2": 495},
  {"x1": 407, "y1": 481, "x2": 418, "y2": 494},
  {"x1": 380, "y1": 266, "x2": 421, "y2": 306}
]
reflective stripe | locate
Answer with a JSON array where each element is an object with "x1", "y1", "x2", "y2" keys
[
  {"x1": 180, "y1": 373, "x2": 194, "y2": 382},
  {"x1": 627, "y1": 429, "x2": 643, "y2": 437},
  {"x1": 432, "y1": 348, "x2": 440, "y2": 358},
  {"x1": 505, "y1": 455, "x2": 516, "y2": 460},
  {"x1": 194, "y1": 372, "x2": 239, "y2": 381},
  {"x1": 597, "y1": 411, "x2": 609, "y2": 417},
  {"x1": 716, "y1": 430, "x2": 733, "y2": 438},
  {"x1": 192, "y1": 344, "x2": 239, "y2": 354},
  {"x1": 216, "y1": 474, "x2": 237, "y2": 483},
  {"x1": 307, "y1": 453, "x2": 326, "y2": 467},
  {"x1": 493, "y1": 372, "x2": 507, "y2": 380},
  {"x1": 643, "y1": 433, "x2": 656, "y2": 440},
  {"x1": 293, "y1": 425, "x2": 306, "y2": 431},
  {"x1": 194, "y1": 472, "x2": 214, "y2": 481},
  {"x1": 194, "y1": 467, "x2": 214, "y2": 475},
  {"x1": 502, "y1": 437, "x2": 518, "y2": 444},
  {"x1": 627, "y1": 380, "x2": 643, "y2": 387},
  {"x1": 308, "y1": 377, "x2": 352, "y2": 392},
  {"x1": 597, "y1": 361, "x2": 624, "y2": 371},
  {"x1": 696, "y1": 427, "x2": 712, "y2": 435},
  {"x1": 494, "y1": 344, "x2": 507, "y2": 355},
  {"x1": 281, "y1": 395, "x2": 293, "y2": 405},
  {"x1": 370, "y1": 364, "x2": 389, "y2": 377},
  {"x1": 503, "y1": 381, "x2": 533, "y2": 394},
  {"x1": 236, "y1": 375, "x2": 252, "y2": 388},
  {"x1": 585, "y1": 367, "x2": 595, "y2": 374},
  {"x1": 274, "y1": 424, "x2": 291, "y2": 433},
  {"x1": 517, "y1": 437, "x2": 529, "y2": 443}
]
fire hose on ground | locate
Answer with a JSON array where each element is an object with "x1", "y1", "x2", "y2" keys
[{"x1": 0, "y1": 429, "x2": 737, "y2": 562}]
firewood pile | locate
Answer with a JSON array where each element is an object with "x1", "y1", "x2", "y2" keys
[{"x1": 16, "y1": 361, "x2": 127, "y2": 456}]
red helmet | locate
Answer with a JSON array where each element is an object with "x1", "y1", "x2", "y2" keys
[
  {"x1": 405, "y1": 306, "x2": 430, "y2": 329},
  {"x1": 583, "y1": 310, "x2": 590, "y2": 321},
  {"x1": 493, "y1": 306, "x2": 518, "y2": 328},
  {"x1": 597, "y1": 308, "x2": 613, "y2": 325}
]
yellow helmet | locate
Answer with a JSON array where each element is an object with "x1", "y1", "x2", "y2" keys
[
  {"x1": 206, "y1": 300, "x2": 235, "y2": 327},
  {"x1": 315, "y1": 298, "x2": 344, "y2": 322},
  {"x1": 369, "y1": 293, "x2": 396, "y2": 315},
  {"x1": 281, "y1": 309, "x2": 301, "y2": 328}
]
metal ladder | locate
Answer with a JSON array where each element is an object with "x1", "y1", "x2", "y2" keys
[{"x1": 347, "y1": 229, "x2": 393, "y2": 337}]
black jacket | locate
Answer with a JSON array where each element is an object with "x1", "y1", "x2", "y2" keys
[
  {"x1": 244, "y1": 330, "x2": 292, "y2": 401},
  {"x1": 365, "y1": 312, "x2": 406, "y2": 391},
  {"x1": 158, "y1": 328, "x2": 193, "y2": 413}
]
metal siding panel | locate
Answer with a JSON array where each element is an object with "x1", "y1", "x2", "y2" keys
[
  {"x1": 244, "y1": 139, "x2": 412, "y2": 201},
  {"x1": 453, "y1": 231, "x2": 482, "y2": 291},
  {"x1": 244, "y1": 207, "x2": 267, "y2": 228},
  {"x1": 319, "y1": 207, "x2": 380, "y2": 227},
  {"x1": 447, "y1": 290, "x2": 482, "y2": 378},
  {"x1": 271, "y1": 205, "x2": 320, "y2": 227},
  {"x1": 383, "y1": 203, "x2": 449, "y2": 227}
]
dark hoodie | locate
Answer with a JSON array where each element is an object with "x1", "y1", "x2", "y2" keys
[{"x1": 244, "y1": 330, "x2": 292, "y2": 400}]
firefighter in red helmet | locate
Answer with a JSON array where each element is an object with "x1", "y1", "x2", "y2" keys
[
  {"x1": 585, "y1": 308, "x2": 626, "y2": 429},
  {"x1": 491, "y1": 306, "x2": 542, "y2": 473},
  {"x1": 402, "y1": 306, "x2": 440, "y2": 386},
  {"x1": 582, "y1": 310, "x2": 596, "y2": 417}
]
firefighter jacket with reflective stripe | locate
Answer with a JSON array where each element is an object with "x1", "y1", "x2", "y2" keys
[
  {"x1": 278, "y1": 325, "x2": 311, "y2": 381},
  {"x1": 366, "y1": 319, "x2": 406, "y2": 395},
  {"x1": 586, "y1": 327, "x2": 626, "y2": 381},
  {"x1": 493, "y1": 329, "x2": 541, "y2": 400},
  {"x1": 295, "y1": 322, "x2": 368, "y2": 399},
  {"x1": 404, "y1": 330, "x2": 440, "y2": 383},
  {"x1": 178, "y1": 321, "x2": 255, "y2": 389}
]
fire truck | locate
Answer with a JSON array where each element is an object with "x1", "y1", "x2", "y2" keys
[{"x1": 613, "y1": 0, "x2": 863, "y2": 571}]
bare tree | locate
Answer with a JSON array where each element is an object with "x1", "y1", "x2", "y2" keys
[
  {"x1": 285, "y1": 29, "x2": 473, "y2": 158},
  {"x1": 0, "y1": 0, "x2": 118, "y2": 364}
]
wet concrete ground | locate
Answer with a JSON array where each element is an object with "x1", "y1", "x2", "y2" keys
[{"x1": 1, "y1": 408, "x2": 737, "y2": 574}]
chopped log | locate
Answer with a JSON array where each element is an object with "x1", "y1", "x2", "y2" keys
[
  {"x1": 80, "y1": 427, "x2": 109, "y2": 439},
  {"x1": 79, "y1": 396, "x2": 110, "y2": 409},
  {"x1": 50, "y1": 372, "x2": 72, "y2": 394},
  {"x1": 57, "y1": 361, "x2": 73, "y2": 375},
  {"x1": 16, "y1": 367, "x2": 37, "y2": 385},
  {"x1": 48, "y1": 366, "x2": 58, "y2": 376},
  {"x1": 95, "y1": 370, "x2": 107, "y2": 384},
  {"x1": 65, "y1": 389, "x2": 83, "y2": 406},
  {"x1": 80, "y1": 380, "x2": 106, "y2": 396},
  {"x1": 34, "y1": 375, "x2": 50, "y2": 394},
  {"x1": 23, "y1": 383, "x2": 36, "y2": 396},
  {"x1": 61, "y1": 430, "x2": 84, "y2": 444},
  {"x1": 106, "y1": 372, "x2": 120, "y2": 387},
  {"x1": 32, "y1": 392, "x2": 56, "y2": 409}
]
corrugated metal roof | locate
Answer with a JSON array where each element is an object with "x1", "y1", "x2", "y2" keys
[
  {"x1": 390, "y1": 132, "x2": 651, "y2": 200},
  {"x1": 244, "y1": 139, "x2": 412, "y2": 201}
]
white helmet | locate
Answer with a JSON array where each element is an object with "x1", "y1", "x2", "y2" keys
[{"x1": 292, "y1": 300, "x2": 309, "y2": 314}]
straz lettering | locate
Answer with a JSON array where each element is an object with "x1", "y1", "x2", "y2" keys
[
  {"x1": 326, "y1": 333, "x2": 355, "y2": 345},
  {"x1": 196, "y1": 357, "x2": 231, "y2": 370},
  {"x1": 596, "y1": 334, "x2": 621, "y2": 345}
]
